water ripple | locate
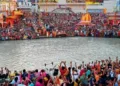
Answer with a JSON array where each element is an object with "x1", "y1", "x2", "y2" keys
[{"x1": 0, "y1": 37, "x2": 120, "y2": 71}]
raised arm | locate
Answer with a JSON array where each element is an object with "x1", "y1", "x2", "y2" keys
[
  {"x1": 70, "y1": 61, "x2": 72, "y2": 68},
  {"x1": 64, "y1": 61, "x2": 67, "y2": 68},
  {"x1": 75, "y1": 62, "x2": 77, "y2": 69},
  {"x1": 59, "y1": 61, "x2": 66, "y2": 69},
  {"x1": 59, "y1": 61, "x2": 62, "y2": 69}
]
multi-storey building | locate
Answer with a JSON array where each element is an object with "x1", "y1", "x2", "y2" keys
[
  {"x1": 17, "y1": 0, "x2": 38, "y2": 12},
  {"x1": 86, "y1": 0, "x2": 116, "y2": 13},
  {"x1": 37, "y1": 0, "x2": 116, "y2": 13},
  {"x1": 37, "y1": 0, "x2": 86, "y2": 13},
  {"x1": 0, "y1": 0, "x2": 115, "y2": 13},
  {"x1": 0, "y1": 0, "x2": 17, "y2": 15}
]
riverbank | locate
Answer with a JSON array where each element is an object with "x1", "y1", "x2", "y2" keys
[
  {"x1": 1, "y1": 12, "x2": 120, "y2": 41},
  {"x1": 0, "y1": 35, "x2": 120, "y2": 41}
]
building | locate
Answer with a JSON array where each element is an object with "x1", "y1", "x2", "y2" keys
[
  {"x1": 115, "y1": 0, "x2": 120, "y2": 12},
  {"x1": 17, "y1": 0, "x2": 38, "y2": 12},
  {"x1": 37, "y1": 0, "x2": 116, "y2": 13},
  {"x1": 0, "y1": 0, "x2": 17, "y2": 16},
  {"x1": 103, "y1": 0, "x2": 116, "y2": 12},
  {"x1": 37, "y1": 0, "x2": 86, "y2": 13}
]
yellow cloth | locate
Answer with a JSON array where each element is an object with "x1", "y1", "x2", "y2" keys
[
  {"x1": 74, "y1": 81, "x2": 78, "y2": 86},
  {"x1": 23, "y1": 35, "x2": 27, "y2": 39},
  {"x1": 10, "y1": 73, "x2": 15, "y2": 77},
  {"x1": 44, "y1": 77, "x2": 48, "y2": 81}
]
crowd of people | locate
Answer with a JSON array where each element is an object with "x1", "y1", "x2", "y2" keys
[
  {"x1": 0, "y1": 9, "x2": 120, "y2": 41},
  {"x1": 0, "y1": 57, "x2": 120, "y2": 86},
  {"x1": 41, "y1": 11, "x2": 120, "y2": 38}
]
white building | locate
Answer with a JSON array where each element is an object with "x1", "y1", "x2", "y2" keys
[
  {"x1": 103, "y1": 0, "x2": 116, "y2": 12},
  {"x1": 16, "y1": 0, "x2": 117, "y2": 13},
  {"x1": 86, "y1": 0, "x2": 116, "y2": 13},
  {"x1": 17, "y1": 0, "x2": 38, "y2": 12},
  {"x1": 0, "y1": 1, "x2": 17, "y2": 16}
]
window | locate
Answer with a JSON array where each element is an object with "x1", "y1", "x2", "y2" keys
[
  {"x1": 39, "y1": 0, "x2": 58, "y2": 3},
  {"x1": 66, "y1": 0, "x2": 85, "y2": 3},
  {"x1": 2, "y1": 5, "x2": 6, "y2": 11},
  {"x1": 86, "y1": 0, "x2": 104, "y2": 3}
]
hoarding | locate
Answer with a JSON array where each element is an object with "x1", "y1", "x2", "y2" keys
[
  {"x1": 87, "y1": 9, "x2": 103, "y2": 13},
  {"x1": 86, "y1": 0, "x2": 104, "y2": 5}
]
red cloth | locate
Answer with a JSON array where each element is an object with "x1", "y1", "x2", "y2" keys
[
  {"x1": 60, "y1": 67, "x2": 67, "y2": 76},
  {"x1": 80, "y1": 69, "x2": 85, "y2": 76}
]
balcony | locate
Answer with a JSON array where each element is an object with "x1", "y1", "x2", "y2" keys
[
  {"x1": 37, "y1": 3, "x2": 85, "y2": 6},
  {"x1": 38, "y1": 0, "x2": 85, "y2": 3}
]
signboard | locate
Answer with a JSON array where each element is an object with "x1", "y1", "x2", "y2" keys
[
  {"x1": 17, "y1": 0, "x2": 23, "y2": 2},
  {"x1": 86, "y1": 0, "x2": 104, "y2": 5},
  {"x1": 87, "y1": 9, "x2": 103, "y2": 13}
]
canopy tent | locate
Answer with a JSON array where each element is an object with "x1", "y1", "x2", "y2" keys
[
  {"x1": 12, "y1": 10, "x2": 23, "y2": 16},
  {"x1": 76, "y1": 13, "x2": 95, "y2": 26},
  {"x1": 76, "y1": 21, "x2": 95, "y2": 26}
]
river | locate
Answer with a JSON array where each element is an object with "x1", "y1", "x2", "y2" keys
[{"x1": 0, "y1": 37, "x2": 120, "y2": 71}]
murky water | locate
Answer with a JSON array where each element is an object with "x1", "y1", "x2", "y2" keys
[{"x1": 0, "y1": 37, "x2": 120, "y2": 71}]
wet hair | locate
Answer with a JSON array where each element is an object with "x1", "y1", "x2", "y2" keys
[
  {"x1": 46, "y1": 74, "x2": 50, "y2": 80},
  {"x1": 72, "y1": 67, "x2": 75, "y2": 71},
  {"x1": 75, "y1": 79, "x2": 78, "y2": 82},
  {"x1": 53, "y1": 69, "x2": 58, "y2": 76},
  {"x1": 39, "y1": 79, "x2": 43, "y2": 83},
  {"x1": 23, "y1": 69, "x2": 26, "y2": 73},
  {"x1": 59, "y1": 76, "x2": 62, "y2": 79},
  {"x1": 41, "y1": 69, "x2": 45, "y2": 72},
  {"x1": 14, "y1": 77, "x2": 18, "y2": 83},
  {"x1": 88, "y1": 75, "x2": 91, "y2": 79},
  {"x1": 62, "y1": 66, "x2": 65, "y2": 70},
  {"x1": 68, "y1": 67, "x2": 71, "y2": 71},
  {"x1": 69, "y1": 78, "x2": 72, "y2": 82},
  {"x1": 8, "y1": 84, "x2": 13, "y2": 86},
  {"x1": 35, "y1": 69, "x2": 38, "y2": 72},
  {"x1": 22, "y1": 77, "x2": 26, "y2": 80},
  {"x1": 78, "y1": 66, "x2": 81, "y2": 69},
  {"x1": 15, "y1": 73, "x2": 19, "y2": 76}
]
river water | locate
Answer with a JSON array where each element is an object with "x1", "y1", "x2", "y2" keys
[{"x1": 0, "y1": 37, "x2": 120, "y2": 71}]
